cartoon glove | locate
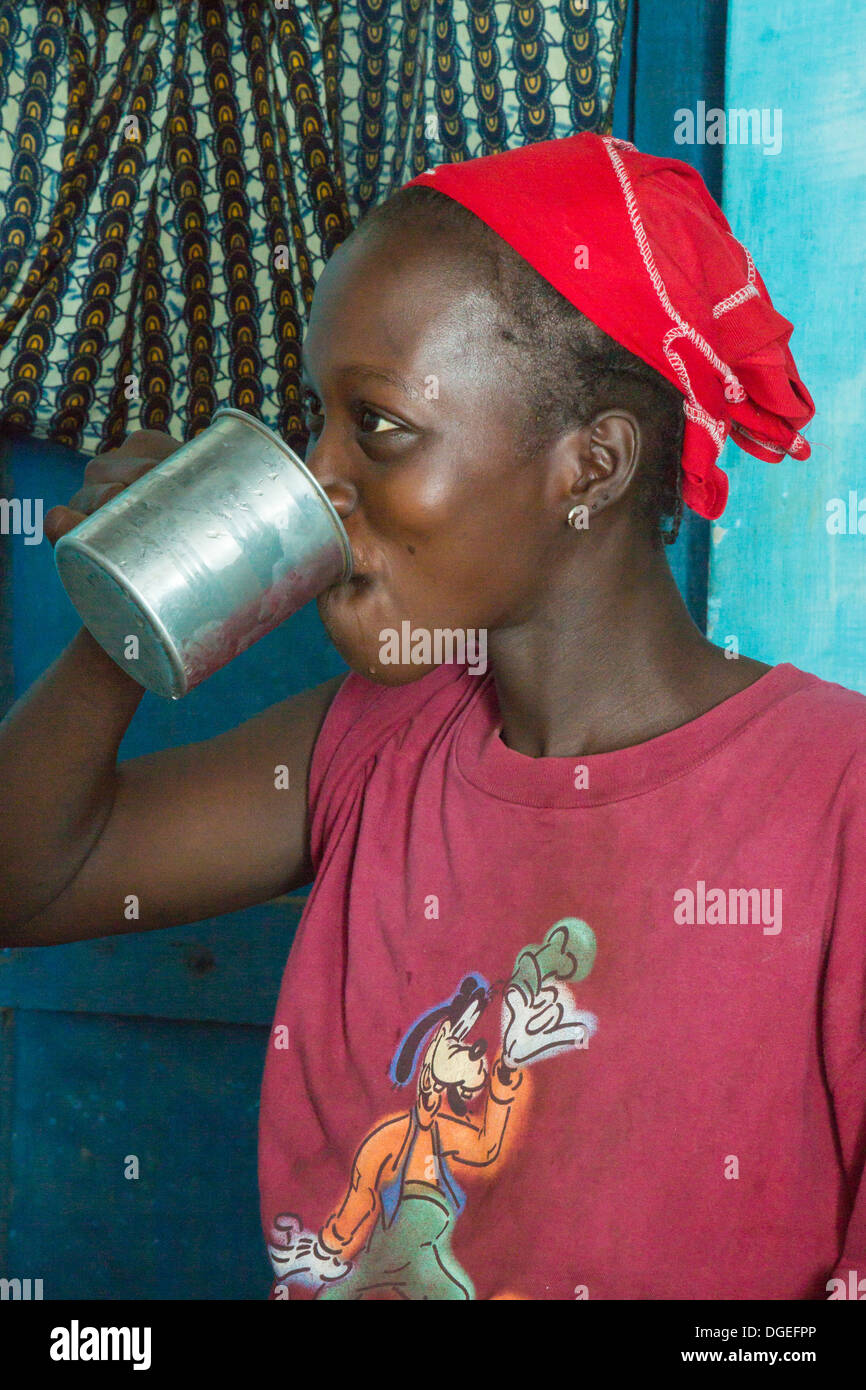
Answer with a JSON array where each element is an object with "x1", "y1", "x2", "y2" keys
[
  {"x1": 268, "y1": 1213, "x2": 349, "y2": 1289},
  {"x1": 501, "y1": 977, "x2": 598, "y2": 1068}
]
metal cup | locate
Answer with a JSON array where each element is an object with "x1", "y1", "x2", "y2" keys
[{"x1": 54, "y1": 408, "x2": 353, "y2": 699}]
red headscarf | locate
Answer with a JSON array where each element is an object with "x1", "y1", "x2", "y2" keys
[{"x1": 403, "y1": 133, "x2": 814, "y2": 521}]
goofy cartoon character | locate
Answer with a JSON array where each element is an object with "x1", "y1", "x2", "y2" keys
[{"x1": 268, "y1": 917, "x2": 598, "y2": 1300}]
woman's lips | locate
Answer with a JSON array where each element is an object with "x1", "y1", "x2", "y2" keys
[
  {"x1": 322, "y1": 569, "x2": 375, "y2": 598},
  {"x1": 346, "y1": 551, "x2": 379, "y2": 585}
]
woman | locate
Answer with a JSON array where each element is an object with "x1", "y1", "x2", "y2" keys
[{"x1": 1, "y1": 133, "x2": 863, "y2": 1301}]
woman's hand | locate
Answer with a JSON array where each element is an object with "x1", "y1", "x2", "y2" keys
[{"x1": 43, "y1": 429, "x2": 182, "y2": 547}]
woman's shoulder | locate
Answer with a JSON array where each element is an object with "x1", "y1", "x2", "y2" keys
[
  {"x1": 777, "y1": 663, "x2": 866, "y2": 748},
  {"x1": 307, "y1": 662, "x2": 484, "y2": 870},
  {"x1": 311, "y1": 661, "x2": 482, "y2": 790},
  {"x1": 763, "y1": 664, "x2": 866, "y2": 820},
  {"x1": 324, "y1": 661, "x2": 477, "y2": 743}
]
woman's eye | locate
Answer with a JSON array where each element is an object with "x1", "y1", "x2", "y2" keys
[
  {"x1": 358, "y1": 406, "x2": 401, "y2": 435},
  {"x1": 301, "y1": 392, "x2": 323, "y2": 430},
  {"x1": 301, "y1": 392, "x2": 403, "y2": 439}
]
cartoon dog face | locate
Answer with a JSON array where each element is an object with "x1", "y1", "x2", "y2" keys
[
  {"x1": 418, "y1": 997, "x2": 489, "y2": 1118},
  {"x1": 392, "y1": 977, "x2": 490, "y2": 1120}
]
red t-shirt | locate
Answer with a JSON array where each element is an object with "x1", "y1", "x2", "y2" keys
[{"x1": 258, "y1": 660, "x2": 866, "y2": 1300}]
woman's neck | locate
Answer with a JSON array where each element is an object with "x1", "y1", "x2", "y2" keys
[{"x1": 488, "y1": 542, "x2": 770, "y2": 758}]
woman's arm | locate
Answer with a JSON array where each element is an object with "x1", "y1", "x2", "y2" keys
[{"x1": 0, "y1": 621, "x2": 343, "y2": 945}]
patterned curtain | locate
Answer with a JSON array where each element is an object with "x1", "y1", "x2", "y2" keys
[{"x1": 0, "y1": 1, "x2": 627, "y2": 458}]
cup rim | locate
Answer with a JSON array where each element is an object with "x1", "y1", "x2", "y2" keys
[{"x1": 211, "y1": 407, "x2": 353, "y2": 580}]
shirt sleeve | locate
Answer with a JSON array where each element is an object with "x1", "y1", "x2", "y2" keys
[
  {"x1": 307, "y1": 671, "x2": 390, "y2": 875},
  {"x1": 822, "y1": 754, "x2": 866, "y2": 1291},
  {"x1": 306, "y1": 660, "x2": 473, "y2": 877}
]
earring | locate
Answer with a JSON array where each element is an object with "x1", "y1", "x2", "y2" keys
[{"x1": 567, "y1": 504, "x2": 584, "y2": 529}]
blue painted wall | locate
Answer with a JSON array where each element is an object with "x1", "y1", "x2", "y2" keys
[{"x1": 707, "y1": 0, "x2": 866, "y2": 692}]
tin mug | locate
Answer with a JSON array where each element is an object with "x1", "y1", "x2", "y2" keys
[{"x1": 54, "y1": 408, "x2": 353, "y2": 699}]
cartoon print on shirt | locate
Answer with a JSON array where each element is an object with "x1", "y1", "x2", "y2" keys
[{"x1": 268, "y1": 917, "x2": 598, "y2": 1300}]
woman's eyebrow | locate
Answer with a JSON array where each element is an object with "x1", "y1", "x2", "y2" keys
[{"x1": 301, "y1": 356, "x2": 418, "y2": 398}]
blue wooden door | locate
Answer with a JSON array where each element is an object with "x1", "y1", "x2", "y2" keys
[{"x1": 0, "y1": 436, "x2": 347, "y2": 1299}]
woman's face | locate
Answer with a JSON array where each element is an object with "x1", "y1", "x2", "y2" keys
[{"x1": 303, "y1": 221, "x2": 571, "y2": 683}]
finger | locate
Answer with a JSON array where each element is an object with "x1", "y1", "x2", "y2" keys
[
  {"x1": 66, "y1": 480, "x2": 128, "y2": 513},
  {"x1": 85, "y1": 429, "x2": 179, "y2": 470},
  {"x1": 119, "y1": 428, "x2": 180, "y2": 457},
  {"x1": 83, "y1": 452, "x2": 173, "y2": 486},
  {"x1": 43, "y1": 506, "x2": 87, "y2": 545}
]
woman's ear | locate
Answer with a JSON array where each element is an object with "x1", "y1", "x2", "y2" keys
[
  {"x1": 553, "y1": 410, "x2": 641, "y2": 518},
  {"x1": 586, "y1": 411, "x2": 642, "y2": 513}
]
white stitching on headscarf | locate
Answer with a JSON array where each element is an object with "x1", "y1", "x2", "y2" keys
[
  {"x1": 601, "y1": 135, "x2": 756, "y2": 468},
  {"x1": 713, "y1": 245, "x2": 758, "y2": 318}
]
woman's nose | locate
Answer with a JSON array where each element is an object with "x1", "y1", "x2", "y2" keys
[{"x1": 304, "y1": 446, "x2": 359, "y2": 520}]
